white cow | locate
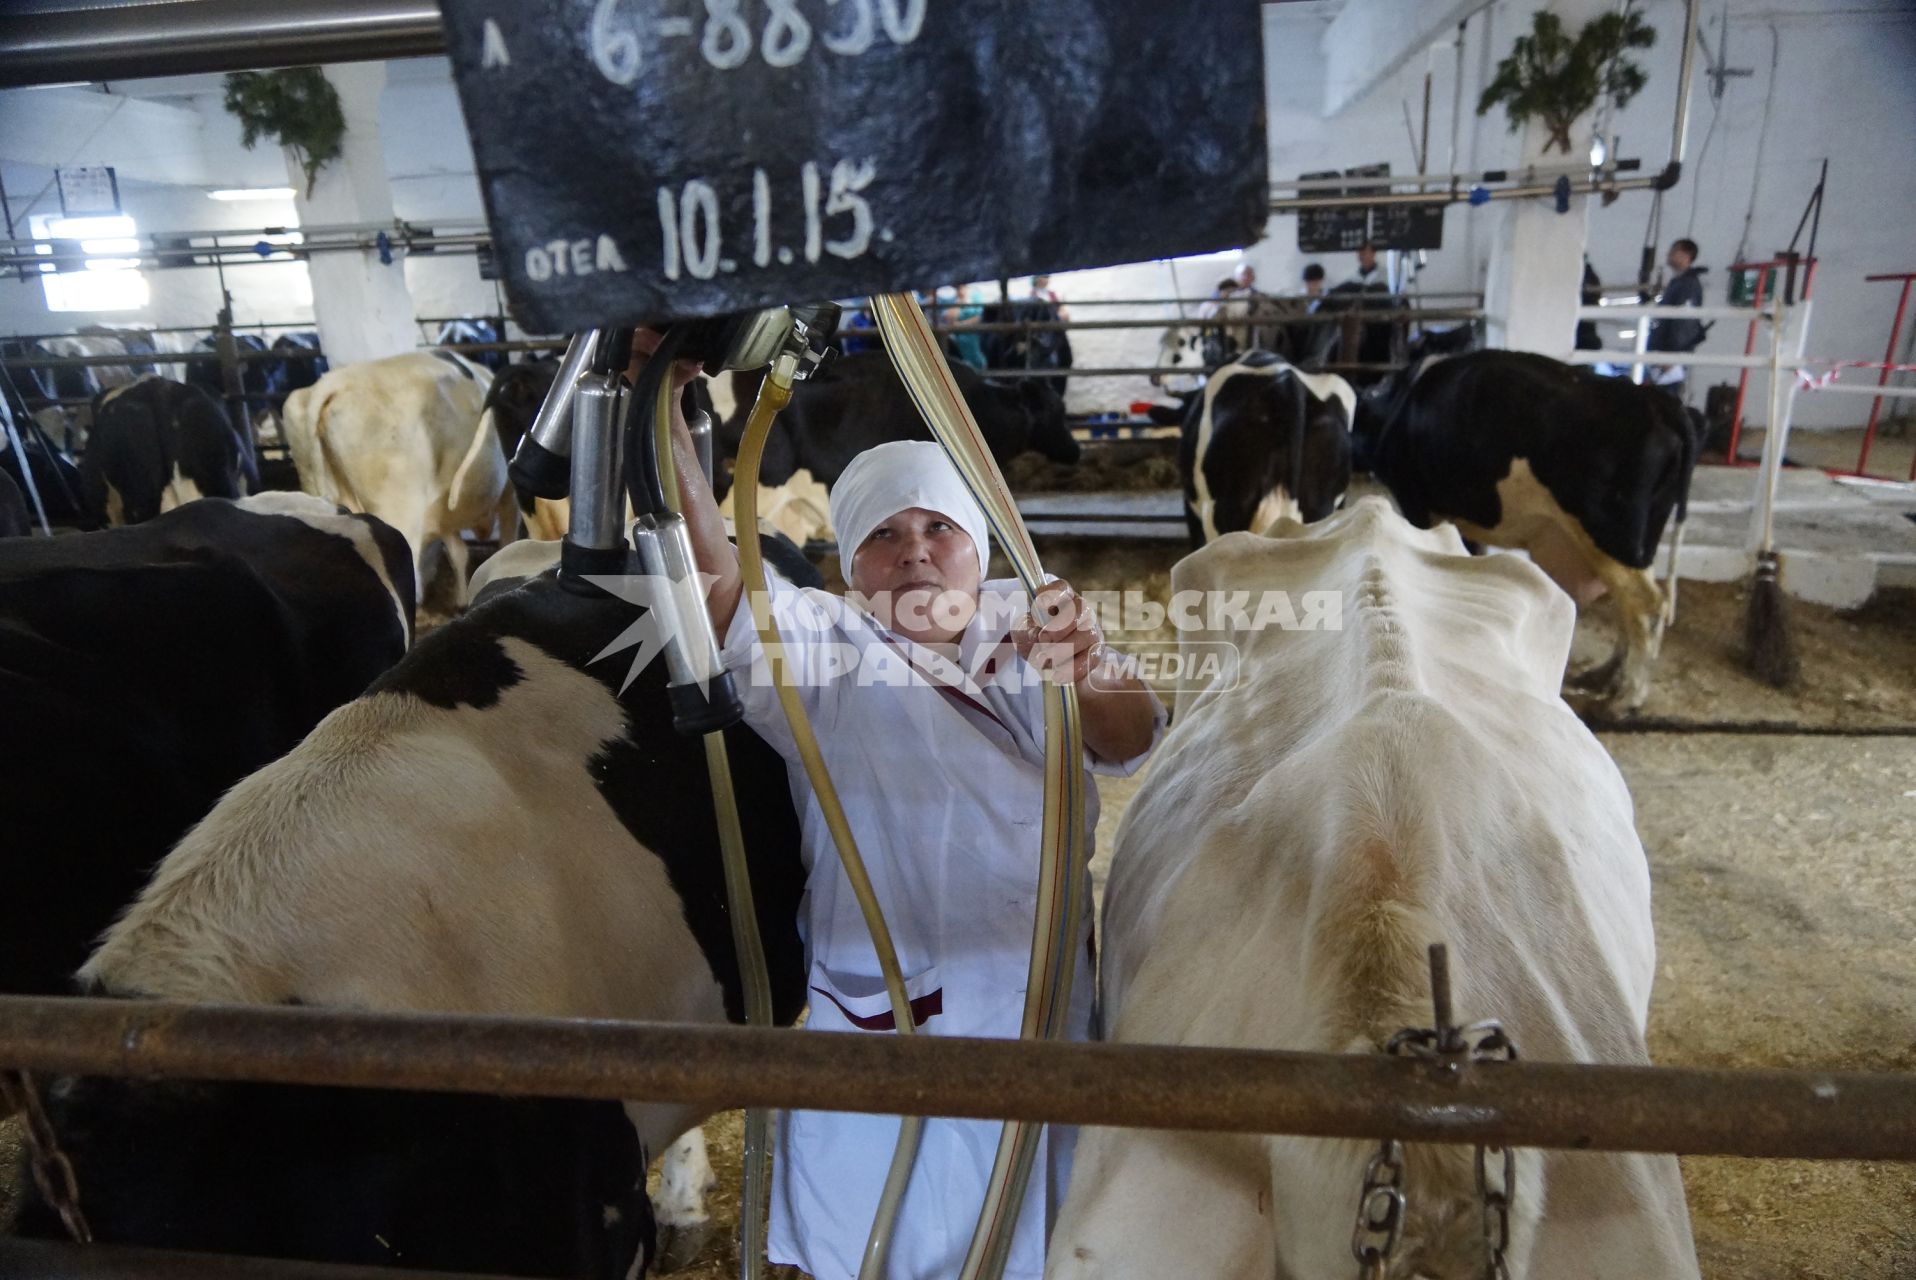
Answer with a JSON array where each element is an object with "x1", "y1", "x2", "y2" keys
[
  {"x1": 281, "y1": 350, "x2": 515, "y2": 605},
  {"x1": 1049, "y1": 498, "x2": 1700, "y2": 1279}
]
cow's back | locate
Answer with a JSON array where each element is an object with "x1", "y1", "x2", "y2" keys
[
  {"x1": 1057, "y1": 500, "x2": 1697, "y2": 1279},
  {"x1": 1373, "y1": 351, "x2": 1691, "y2": 571}
]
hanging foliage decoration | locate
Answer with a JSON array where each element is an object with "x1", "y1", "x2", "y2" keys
[
  {"x1": 1477, "y1": 5, "x2": 1656, "y2": 154},
  {"x1": 222, "y1": 68, "x2": 346, "y2": 199}
]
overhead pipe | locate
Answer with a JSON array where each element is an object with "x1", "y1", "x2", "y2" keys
[{"x1": 0, "y1": 0, "x2": 445, "y2": 89}]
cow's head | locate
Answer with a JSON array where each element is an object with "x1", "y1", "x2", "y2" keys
[{"x1": 1154, "y1": 324, "x2": 1206, "y2": 394}]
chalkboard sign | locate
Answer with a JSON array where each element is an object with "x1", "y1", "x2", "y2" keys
[
  {"x1": 1295, "y1": 162, "x2": 1445, "y2": 253},
  {"x1": 1296, "y1": 169, "x2": 1367, "y2": 253},
  {"x1": 440, "y1": 0, "x2": 1268, "y2": 333},
  {"x1": 1371, "y1": 201, "x2": 1444, "y2": 251}
]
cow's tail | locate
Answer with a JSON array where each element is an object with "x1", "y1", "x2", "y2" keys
[{"x1": 447, "y1": 391, "x2": 502, "y2": 513}]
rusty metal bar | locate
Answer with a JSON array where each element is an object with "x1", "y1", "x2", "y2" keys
[
  {"x1": 0, "y1": 997, "x2": 1911, "y2": 1162},
  {"x1": 0, "y1": 1239, "x2": 517, "y2": 1280}
]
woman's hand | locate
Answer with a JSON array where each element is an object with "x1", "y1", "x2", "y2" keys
[
  {"x1": 1012, "y1": 579, "x2": 1109, "y2": 688},
  {"x1": 1014, "y1": 579, "x2": 1162, "y2": 765}
]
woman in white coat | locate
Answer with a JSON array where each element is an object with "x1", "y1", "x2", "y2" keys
[{"x1": 644, "y1": 336, "x2": 1164, "y2": 1280}]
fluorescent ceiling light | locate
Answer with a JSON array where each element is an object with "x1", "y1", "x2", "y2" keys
[{"x1": 207, "y1": 187, "x2": 296, "y2": 201}]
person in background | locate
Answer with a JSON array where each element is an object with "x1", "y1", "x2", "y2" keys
[
  {"x1": 1232, "y1": 261, "x2": 1257, "y2": 292},
  {"x1": 1030, "y1": 274, "x2": 1070, "y2": 323},
  {"x1": 1347, "y1": 241, "x2": 1386, "y2": 290},
  {"x1": 1647, "y1": 238, "x2": 1706, "y2": 402},
  {"x1": 1195, "y1": 274, "x2": 1242, "y2": 323},
  {"x1": 939, "y1": 284, "x2": 987, "y2": 371},
  {"x1": 1302, "y1": 262, "x2": 1326, "y2": 308}
]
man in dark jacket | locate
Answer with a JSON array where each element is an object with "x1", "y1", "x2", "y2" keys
[{"x1": 1647, "y1": 239, "x2": 1705, "y2": 401}]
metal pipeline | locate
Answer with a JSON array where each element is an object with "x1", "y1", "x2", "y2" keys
[{"x1": 0, "y1": 0, "x2": 445, "y2": 88}]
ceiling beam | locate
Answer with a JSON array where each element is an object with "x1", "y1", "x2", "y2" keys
[{"x1": 1320, "y1": 0, "x2": 1488, "y2": 118}]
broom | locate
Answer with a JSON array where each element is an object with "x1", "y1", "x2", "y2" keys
[
  {"x1": 1743, "y1": 165, "x2": 1826, "y2": 686},
  {"x1": 1743, "y1": 271, "x2": 1799, "y2": 686}
]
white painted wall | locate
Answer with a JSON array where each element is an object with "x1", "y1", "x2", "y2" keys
[
  {"x1": 0, "y1": 60, "x2": 501, "y2": 349},
  {"x1": 1, "y1": 5, "x2": 1910, "y2": 425}
]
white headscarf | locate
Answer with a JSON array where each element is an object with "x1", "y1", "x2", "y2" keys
[{"x1": 829, "y1": 440, "x2": 991, "y2": 580}]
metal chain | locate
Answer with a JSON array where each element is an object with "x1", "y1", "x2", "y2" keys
[
  {"x1": 0, "y1": 1069, "x2": 93, "y2": 1244},
  {"x1": 1364, "y1": 945, "x2": 1525, "y2": 1280},
  {"x1": 1350, "y1": 1137, "x2": 1405, "y2": 1280},
  {"x1": 1476, "y1": 1141, "x2": 1516, "y2": 1280},
  {"x1": 1464, "y1": 1021, "x2": 1520, "y2": 1280}
]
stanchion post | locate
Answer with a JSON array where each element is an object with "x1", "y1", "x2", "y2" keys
[
  {"x1": 1856, "y1": 273, "x2": 1914, "y2": 479},
  {"x1": 213, "y1": 299, "x2": 257, "y2": 470}
]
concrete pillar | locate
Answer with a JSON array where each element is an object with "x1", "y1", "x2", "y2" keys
[
  {"x1": 1482, "y1": 0, "x2": 1609, "y2": 355},
  {"x1": 288, "y1": 63, "x2": 416, "y2": 368}
]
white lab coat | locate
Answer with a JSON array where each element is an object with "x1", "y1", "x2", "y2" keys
[{"x1": 720, "y1": 569, "x2": 1164, "y2": 1280}]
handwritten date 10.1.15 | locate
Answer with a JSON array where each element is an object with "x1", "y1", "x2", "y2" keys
[{"x1": 658, "y1": 157, "x2": 885, "y2": 281}]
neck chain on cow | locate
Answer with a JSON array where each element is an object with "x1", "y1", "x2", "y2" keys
[
  {"x1": 1351, "y1": 944, "x2": 1521, "y2": 1280},
  {"x1": 1, "y1": 1069, "x2": 92, "y2": 1245}
]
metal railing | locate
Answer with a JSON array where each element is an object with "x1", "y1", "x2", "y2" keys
[{"x1": 2, "y1": 996, "x2": 1910, "y2": 1162}]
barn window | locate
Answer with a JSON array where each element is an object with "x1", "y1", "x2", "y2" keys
[{"x1": 28, "y1": 212, "x2": 151, "y2": 313}]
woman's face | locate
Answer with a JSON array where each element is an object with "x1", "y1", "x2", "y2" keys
[{"x1": 849, "y1": 506, "x2": 982, "y2": 646}]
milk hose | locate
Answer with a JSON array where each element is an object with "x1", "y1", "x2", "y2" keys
[
  {"x1": 641, "y1": 344, "x2": 778, "y2": 1280},
  {"x1": 720, "y1": 350, "x2": 926, "y2": 1280},
  {"x1": 869, "y1": 294, "x2": 1090, "y2": 1280}
]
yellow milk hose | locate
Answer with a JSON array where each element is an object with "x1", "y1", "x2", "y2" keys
[{"x1": 727, "y1": 353, "x2": 926, "y2": 1280}]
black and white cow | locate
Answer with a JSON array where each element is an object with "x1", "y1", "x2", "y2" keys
[
  {"x1": 1180, "y1": 352, "x2": 1357, "y2": 547},
  {"x1": 81, "y1": 376, "x2": 250, "y2": 527},
  {"x1": 183, "y1": 332, "x2": 271, "y2": 408},
  {"x1": 268, "y1": 330, "x2": 329, "y2": 402},
  {"x1": 0, "y1": 492, "x2": 414, "y2": 999},
  {"x1": 11, "y1": 573, "x2": 806, "y2": 1280},
  {"x1": 713, "y1": 349, "x2": 1079, "y2": 497},
  {"x1": 1354, "y1": 350, "x2": 1701, "y2": 712}
]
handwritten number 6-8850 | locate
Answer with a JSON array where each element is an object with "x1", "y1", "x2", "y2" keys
[{"x1": 590, "y1": 0, "x2": 925, "y2": 81}]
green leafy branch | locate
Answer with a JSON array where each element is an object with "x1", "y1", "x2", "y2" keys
[
  {"x1": 1477, "y1": 6, "x2": 1656, "y2": 154},
  {"x1": 222, "y1": 68, "x2": 346, "y2": 199}
]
